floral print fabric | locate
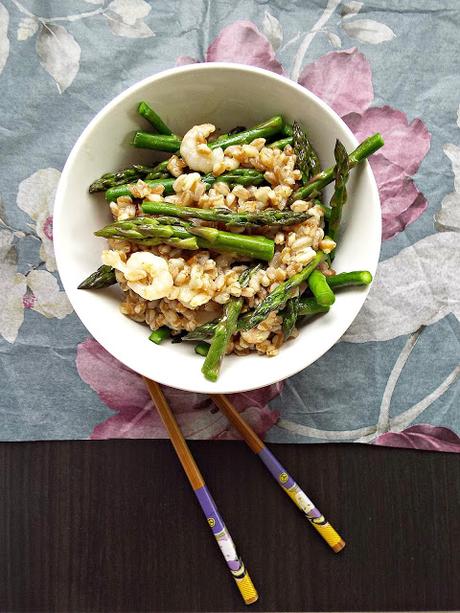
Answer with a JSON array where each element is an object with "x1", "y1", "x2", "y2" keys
[{"x1": 0, "y1": 1, "x2": 458, "y2": 451}]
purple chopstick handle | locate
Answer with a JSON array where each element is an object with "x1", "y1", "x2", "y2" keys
[
  {"x1": 258, "y1": 446, "x2": 321, "y2": 518},
  {"x1": 194, "y1": 485, "x2": 247, "y2": 577}
]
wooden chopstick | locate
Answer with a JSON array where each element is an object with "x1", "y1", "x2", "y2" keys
[
  {"x1": 144, "y1": 378, "x2": 258, "y2": 605},
  {"x1": 212, "y1": 394, "x2": 345, "y2": 553}
]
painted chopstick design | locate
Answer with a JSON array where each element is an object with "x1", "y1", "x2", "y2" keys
[
  {"x1": 212, "y1": 394, "x2": 345, "y2": 553},
  {"x1": 144, "y1": 379, "x2": 258, "y2": 605}
]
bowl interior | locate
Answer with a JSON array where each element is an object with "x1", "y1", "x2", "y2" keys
[{"x1": 54, "y1": 64, "x2": 381, "y2": 394}]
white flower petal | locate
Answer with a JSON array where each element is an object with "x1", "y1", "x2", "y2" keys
[
  {"x1": 435, "y1": 193, "x2": 460, "y2": 232},
  {"x1": 326, "y1": 31, "x2": 342, "y2": 48},
  {"x1": 341, "y1": 1, "x2": 363, "y2": 18},
  {"x1": 26, "y1": 270, "x2": 73, "y2": 319},
  {"x1": 107, "y1": 0, "x2": 150, "y2": 25},
  {"x1": 17, "y1": 168, "x2": 60, "y2": 220},
  {"x1": 0, "y1": 230, "x2": 26, "y2": 343},
  {"x1": 343, "y1": 232, "x2": 460, "y2": 343},
  {"x1": 262, "y1": 10, "x2": 283, "y2": 51},
  {"x1": 434, "y1": 143, "x2": 460, "y2": 232},
  {"x1": 443, "y1": 143, "x2": 460, "y2": 192},
  {"x1": 36, "y1": 24, "x2": 81, "y2": 93},
  {"x1": 106, "y1": 17, "x2": 154, "y2": 38},
  {"x1": 17, "y1": 168, "x2": 60, "y2": 271},
  {"x1": 342, "y1": 19, "x2": 395, "y2": 44},
  {"x1": 0, "y1": 2, "x2": 9, "y2": 76},
  {"x1": 17, "y1": 16, "x2": 38, "y2": 41}
]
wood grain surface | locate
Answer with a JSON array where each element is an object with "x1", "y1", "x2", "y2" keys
[{"x1": 0, "y1": 440, "x2": 458, "y2": 612}]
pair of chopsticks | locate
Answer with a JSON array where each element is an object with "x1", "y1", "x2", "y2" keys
[{"x1": 145, "y1": 379, "x2": 345, "y2": 606}]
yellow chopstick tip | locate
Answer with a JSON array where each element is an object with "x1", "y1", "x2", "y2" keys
[{"x1": 332, "y1": 538, "x2": 346, "y2": 553}]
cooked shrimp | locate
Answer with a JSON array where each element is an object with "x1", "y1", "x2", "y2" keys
[
  {"x1": 180, "y1": 123, "x2": 224, "y2": 173},
  {"x1": 101, "y1": 250, "x2": 173, "y2": 300}
]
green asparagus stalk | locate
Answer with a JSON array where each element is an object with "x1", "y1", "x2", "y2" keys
[
  {"x1": 106, "y1": 178, "x2": 175, "y2": 201},
  {"x1": 282, "y1": 123, "x2": 294, "y2": 137},
  {"x1": 200, "y1": 265, "x2": 260, "y2": 381},
  {"x1": 131, "y1": 116, "x2": 283, "y2": 154},
  {"x1": 132, "y1": 132, "x2": 182, "y2": 152},
  {"x1": 281, "y1": 297, "x2": 299, "y2": 339},
  {"x1": 269, "y1": 137, "x2": 293, "y2": 149},
  {"x1": 95, "y1": 217, "x2": 275, "y2": 261},
  {"x1": 326, "y1": 270, "x2": 372, "y2": 288},
  {"x1": 194, "y1": 341, "x2": 210, "y2": 356},
  {"x1": 149, "y1": 326, "x2": 171, "y2": 344},
  {"x1": 183, "y1": 321, "x2": 218, "y2": 342},
  {"x1": 137, "y1": 101, "x2": 173, "y2": 135},
  {"x1": 328, "y1": 140, "x2": 350, "y2": 244},
  {"x1": 201, "y1": 295, "x2": 242, "y2": 381},
  {"x1": 78, "y1": 265, "x2": 117, "y2": 289},
  {"x1": 292, "y1": 121, "x2": 321, "y2": 182},
  {"x1": 89, "y1": 165, "x2": 166, "y2": 193},
  {"x1": 105, "y1": 169, "x2": 265, "y2": 201},
  {"x1": 289, "y1": 133, "x2": 384, "y2": 203},
  {"x1": 208, "y1": 115, "x2": 284, "y2": 150},
  {"x1": 141, "y1": 201, "x2": 315, "y2": 227},
  {"x1": 183, "y1": 295, "x2": 328, "y2": 341},
  {"x1": 297, "y1": 297, "x2": 330, "y2": 317},
  {"x1": 308, "y1": 269, "x2": 336, "y2": 306},
  {"x1": 239, "y1": 252, "x2": 325, "y2": 331}
]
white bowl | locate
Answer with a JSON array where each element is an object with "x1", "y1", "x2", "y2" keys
[{"x1": 54, "y1": 63, "x2": 381, "y2": 394}]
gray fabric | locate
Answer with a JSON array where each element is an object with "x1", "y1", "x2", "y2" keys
[{"x1": 0, "y1": 0, "x2": 458, "y2": 449}]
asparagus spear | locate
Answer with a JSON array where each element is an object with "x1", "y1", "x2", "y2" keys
[
  {"x1": 239, "y1": 252, "x2": 325, "y2": 331},
  {"x1": 282, "y1": 123, "x2": 294, "y2": 137},
  {"x1": 106, "y1": 178, "x2": 175, "y2": 201},
  {"x1": 95, "y1": 217, "x2": 275, "y2": 261},
  {"x1": 132, "y1": 132, "x2": 182, "y2": 152},
  {"x1": 292, "y1": 121, "x2": 321, "y2": 182},
  {"x1": 328, "y1": 140, "x2": 350, "y2": 244},
  {"x1": 208, "y1": 115, "x2": 284, "y2": 150},
  {"x1": 297, "y1": 297, "x2": 330, "y2": 316},
  {"x1": 281, "y1": 297, "x2": 299, "y2": 339},
  {"x1": 78, "y1": 265, "x2": 117, "y2": 289},
  {"x1": 89, "y1": 165, "x2": 166, "y2": 193},
  {"x1": 289, "y1": 133, "x2": 384, "y2": 203},
  {"x1": 141, "y1": 201, "x2": 315, "y2": 227},
  {"x1": 131, "y1": 116, "x2": 284, "y2": 154},
  {"x1": 308, "y1": 269, "x2": 336, "y2": 306},
  {"x1": 105, "y1": 169, "x2": 265, "y2": 201},
  {"x1": 137, "y1": 101, "x2": 173, "y2": 135},
  {"x1": 201, "y1": 296, "x2": 242, "y2": 381},
  {"x1": 183, "y1": 295, "x2": 329, "y2": 341},
  {"x1": 269, "y1": 137, "x2": 293, "y2": 149},
  {"x1": 326, "y1": 271, "x2": 372, "y2": 288},
  {"x1": 194, "y1": 341, "x2": 210, "y2": 356},
  {"x1": 149, "y1": 326, "x2": 171, "y2": 345},
  {"x1": 201, "y1": 266, "x2": 260, "y2": 381},
  {"x1": 183, "y1": 321, "x2": 218, "y2": 342}
]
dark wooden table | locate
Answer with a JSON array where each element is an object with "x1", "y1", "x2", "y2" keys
[{"x1": 0, "y1": 440, "x2": 458, "y2": 612}]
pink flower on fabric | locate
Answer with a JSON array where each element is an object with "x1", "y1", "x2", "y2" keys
[
  {"x1": 175, "y1": 21, "x2": 283, "y2": 74},
  {"x1": 374, "y1": 425, "x2": 460, "y2": 453},
  {"x1": 302, "y1": 48, "x2": 431, "y2": 241},
  {"x1": 77, "y1": 339, "x2": 281, "y2": 440},
  {"x1": 298, "y1": 48, "x2": 374, "y2": 117},
  {"x1": 206, "y1": 21, "x2": 283, "y2": 74},
  {"x1": 344, "y1": 108, "x2": 430, "y2": 240}
]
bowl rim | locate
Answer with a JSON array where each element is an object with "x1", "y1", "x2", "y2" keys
[{"x1": 54, "y1": 61, "x2": 381, "y2": 393}]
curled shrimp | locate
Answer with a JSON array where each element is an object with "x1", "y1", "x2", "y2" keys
[
  {"x1": 102, "y1": 250, "x2": 173, "y2": 300},
  {"x1": 180, "y1": 123, "x2": 223, "y2": 173}
]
